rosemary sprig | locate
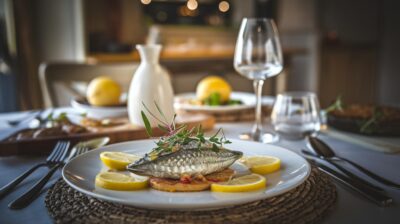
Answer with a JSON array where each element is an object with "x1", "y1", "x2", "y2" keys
[
  {"x1": 141, "y1": 102, "x2": 232, "y2": 159},
  {"x1": 141, "y1": 111, "x2": 152, "y2": 136},
  {"x1": 325, "y1": 95, "x2": 344, "y2": 113},
  {"x1": 360, "y1": 108, "x2": 383, "y2": 134}
]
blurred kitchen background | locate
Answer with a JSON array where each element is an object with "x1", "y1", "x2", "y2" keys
[{"x1": 0, "y1": 0, "x2": 399, "y2": 112}]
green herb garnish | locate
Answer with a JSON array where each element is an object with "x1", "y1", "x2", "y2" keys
[
  {"x1": 227, "y1": 99, "x2": 243, "y2": 105},
  {"x1": 141, "y1": 111, "x2": 153, "y2": 136},
  {"x1": 141, "y1": 102, "x2": 231, "y2": 160},
  {"x1": 360, "y1": 108, "x2": 383, "y2": 134},
  {"x1": 325, "y1": 95, "x2": 343, "y2": 113},
  {"x1": 204, "y1": 92, "x2": 221, "y2": 106},
  {"x1": 47, "y1": 112, "x2": 68, "y2": 122},
  {"x1": 203, "y1": 92, "x2": 243, "y2": 106}
]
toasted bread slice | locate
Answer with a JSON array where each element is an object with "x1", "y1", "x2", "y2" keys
[
  {"x1": 150, "y1": 178, "x2": 210, "y2": 192},
  {"x1": 205, "y1": 168, "x2": 235, "y2": 182},
  {"x1": 149, "y1": 168, "x2": 235, "y2": 192}
]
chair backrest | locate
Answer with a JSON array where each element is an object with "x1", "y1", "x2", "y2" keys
[
  {"x1": 39, "y1": 62, "x2": 138, "y2": 107},
  {"x1": 39, "y1": 60, "x2": 277, "y2": 108}
]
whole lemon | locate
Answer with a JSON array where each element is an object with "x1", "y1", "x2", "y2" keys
[
  {"x1": 196, "y1": 76, "x2": 232, "y2": 102},
  {"x1": 86, "y1": 76, "x2": 122, "y2": 106}
]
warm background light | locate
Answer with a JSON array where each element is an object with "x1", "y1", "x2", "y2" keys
[
  {"x1": 141, "y1": 0, "x2": 151, "y2": 5},
  {"x1": 178, "y1": 5, "x2": 198, "y2": 17},
  {"x1": 187, "y1": 0, "x2": 198, "y2": 11},
  {"x1": 218, "y1": 1, "x2": 229, "y2": 12}
]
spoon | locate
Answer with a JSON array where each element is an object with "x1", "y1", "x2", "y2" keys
[{"x1": 308, "y1": 136, "x2": 400, "y2": 189}]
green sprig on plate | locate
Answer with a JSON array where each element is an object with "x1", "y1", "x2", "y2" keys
[
  {"x1": 141, "y1": 102, "x2": 231, "y2": 159},
  {"x1": 203, "y1": 92, "x2": 243, "y2": 106}
]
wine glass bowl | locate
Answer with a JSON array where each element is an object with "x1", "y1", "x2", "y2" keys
[
  {"x1": 234, "y1": 18, "x2": 283, "y2": 80},
  {"x1": 233, "y1": 18, "x2": 283, "y2": 142},
  {"x1": 271, "y1": 92, "x2": 321, "y2": 140}
]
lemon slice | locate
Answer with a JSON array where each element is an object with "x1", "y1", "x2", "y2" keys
[
  {"x1": 100, "y1": 151, "x2": 141, "y2": 170},
  {"x1": 211, "y1": 174, "x2": 266, "y2": 192},
  {"x1": 95, "y1": 172, "x2": 148, "y2": 191},
  {"x1": 240, "y1": 156, "x2": 281, "y2": 175}
]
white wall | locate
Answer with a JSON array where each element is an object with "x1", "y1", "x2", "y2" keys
[
  {"x1": 277, "y1": 0, "x2": 319, "y2": 93},
  {"x1": 378, "y1": 0, "x2": 400, "y2": 107},
  {"x1": 33, "y1": 0, "x2": 85, "y2": 62},
  {"x1": 232, "y1": 0, "x2": 254, "y2": 27}
]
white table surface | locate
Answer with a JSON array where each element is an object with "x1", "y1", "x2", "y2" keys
[{"x1": 0, "y1": 108, "x2": 399, "y2": 224}]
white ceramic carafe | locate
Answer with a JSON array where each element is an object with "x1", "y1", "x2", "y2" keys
[{"x1": 128, "y1": 45, "x2": 174, "y2": 127}]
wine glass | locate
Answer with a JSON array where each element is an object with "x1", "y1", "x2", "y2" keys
[
  {"x1": 234, "y1": 18, "x2": 283, "y2": 142},
  {"x1": 271, "y1": 92, "x2": 321, "y2": 140}
]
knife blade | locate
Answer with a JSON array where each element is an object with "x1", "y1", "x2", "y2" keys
[
  {"x1": 0, "y1": 125, "x2": 32, "y2": 142},
  {"x1": 308, "y1": 159, "x2": 393, "y2": 207},
  {"x1": 0, "y1": 110, "x2": 46, "y2": 142}
]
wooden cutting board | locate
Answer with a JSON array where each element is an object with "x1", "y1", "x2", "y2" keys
[{"x1": 0, "y1": 114, "x2": 215, "y2": 156}]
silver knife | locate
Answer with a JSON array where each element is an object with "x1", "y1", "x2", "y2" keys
[
  {"x1": 308, "y1": 159, "x2": 393, "y2": 207},
  {"x1": 0, "y1": 126, "x2": 31, "y2": 142},
  {"x1": 0, "y1": 111, "x2": 44, "y2": 141}
]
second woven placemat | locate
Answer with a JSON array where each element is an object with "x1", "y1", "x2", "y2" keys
[
  {"x1": 177, "y1": 106, "x2": 272, "y2": 122},
  {"x1": 45, "y1": 168, "x2": 336, "y2": 224}
]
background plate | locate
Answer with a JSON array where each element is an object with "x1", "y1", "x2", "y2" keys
[{"x1": 174, "y1": 92, "x2": 274, "y2": 113}]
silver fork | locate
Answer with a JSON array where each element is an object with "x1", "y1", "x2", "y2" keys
[
  {"x1": 8, "y1": 145, "x2": 89, "y2": 209},
  {"x1": 0, "y1": 141, "x2": 70, "y2": 199}
]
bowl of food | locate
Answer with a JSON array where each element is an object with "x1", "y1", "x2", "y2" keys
[{"x1": 325, "y1": 97, "x2": 400, "y2": 136}]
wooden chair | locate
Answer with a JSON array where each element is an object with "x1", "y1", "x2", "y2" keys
[
  {"x1": 39, "y1": 60, "x2": 286, "y2": 108},
  {"x1": 39, "y1": 62, "x2": 139, "y2": 107}
]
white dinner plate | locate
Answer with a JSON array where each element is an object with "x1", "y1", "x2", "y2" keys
[
  {"x1": 174, "y1": 92, "x2": 275, "y2": 113},
  {"x1": 63, "y1": 139, "x2": 310, "y2": 210}
]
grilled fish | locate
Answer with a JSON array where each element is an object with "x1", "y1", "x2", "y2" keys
[{"x1": 127, "y1": 141, "x2": 243, "y2": 179}]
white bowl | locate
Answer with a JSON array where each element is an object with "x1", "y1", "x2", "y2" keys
[{"x1": 71, "y1": 98, "x2": 127, "y2": 119}]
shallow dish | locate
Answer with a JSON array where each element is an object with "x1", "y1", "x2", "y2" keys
[
  {"x1": 326, "y1": 105, "x2": 400, "y2": 136},
  {"x1": 174, "y1": 92, "x2": 274, "y2": 113},
  {"x1": 71, "y1": 98, "x2": 127, "y2": 119},
  {"x1": 63, "y1": 139, "x2": 310, "y2": 210}
]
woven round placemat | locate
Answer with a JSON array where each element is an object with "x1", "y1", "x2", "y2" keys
[
  {"x1": 46, "y1": 168, "x2": 336, "y2": 224},
  {"x1": 177, "y1": 106, "x2": 272, "y2": 122}
]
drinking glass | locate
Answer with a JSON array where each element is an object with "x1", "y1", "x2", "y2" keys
[
  {"x1": 271, "y1": 92, "x2": 321, "y2": 140},
  {"x1": 234, "y1": 18, "x2": 283, "y2": 142}
]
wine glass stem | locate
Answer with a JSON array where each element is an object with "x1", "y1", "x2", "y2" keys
[{"x1": 253, "y1": 79, "x2": 264, "y2": 139}]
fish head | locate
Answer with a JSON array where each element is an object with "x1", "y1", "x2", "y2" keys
[{"x1": 126, "y1": 158, "x2": 155, "y2": 177}]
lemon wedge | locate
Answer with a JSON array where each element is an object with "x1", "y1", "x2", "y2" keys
[
  {"x1": 240, "y1": 156, "x2": 281, "y2": 175},
  {"x1": 95, "y1": 172, "x2": 148, "y2": 191},
  {"x1": 211, "y1": 174, "x2": 266, "y2": 192},
  {"x1": 100, "y1": 151, "x2": 141, "y2": 170}
]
